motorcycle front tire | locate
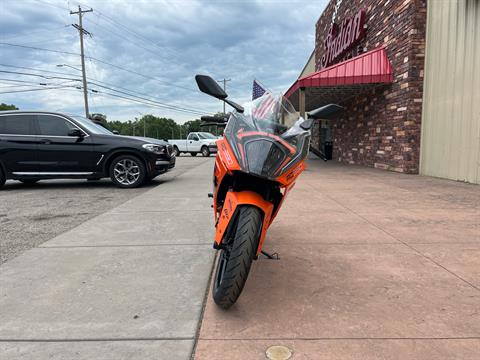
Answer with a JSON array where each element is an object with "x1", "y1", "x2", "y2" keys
[{"x1": 212, "y1": 205, "x2": 262, "y2": 309}]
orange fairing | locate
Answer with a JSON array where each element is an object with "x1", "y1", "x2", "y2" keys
[
  {"x1": 216, "y1": 138, "x2": 240, "y2": 171},
  {"x1": 277, "y1": 159, "x2": 306, "y2": 186},
  {"x1": 215, "y1": 191, "x2": 274, "y2": 255}
]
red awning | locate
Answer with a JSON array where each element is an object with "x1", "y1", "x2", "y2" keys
[{"x1": 286, "y1": 47, "x2": 393, "y2": 111}]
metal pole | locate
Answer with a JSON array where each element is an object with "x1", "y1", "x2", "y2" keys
[
  {"x1": 70, "y1": 6, "x2": 93, "y2": 118},
  {"x1": 299, "y1": 87, "x2": 306, "y2": 119},
  {"x1": 79, "y1": 10, "x2": 89, "y2": 118},
  {"x1": 217, "y1": 78, "x2": 231, "y2": 114}
]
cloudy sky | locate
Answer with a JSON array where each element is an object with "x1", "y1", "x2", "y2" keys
[{"x1": 0, "y1": 0, "x2": 327, "y2": 123}]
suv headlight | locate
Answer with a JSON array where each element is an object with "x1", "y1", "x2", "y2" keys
[{"x1": 142, "y1": 143, "x2": 166, "y2": 154}]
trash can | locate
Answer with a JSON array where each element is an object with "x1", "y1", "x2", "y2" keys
[{"x1": 324, "y1": 141, "x2": 333, "y2": 160}]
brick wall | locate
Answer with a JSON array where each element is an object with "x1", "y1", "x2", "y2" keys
[{"x1": 313, "y1": 0, "x2": 427, "y2": 173}]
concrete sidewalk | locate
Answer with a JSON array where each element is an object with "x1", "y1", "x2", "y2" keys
[
  {"x1": 0, "y1": 158, "x2": 215, "y2": 360},
  {"x1": 195, "y1": 159, "x2": 480, "y2": 359}
]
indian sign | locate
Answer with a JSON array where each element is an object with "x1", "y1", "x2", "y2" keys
[{"x1": 321, "y1": 9, "x2": 366, "y2": 69}]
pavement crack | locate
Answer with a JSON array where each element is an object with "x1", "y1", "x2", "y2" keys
[
  {"x1": 39, "y1": 243, "x2": 212, "y2": 248},
  {"x1": 0, "y1": 337, "x2": 194, "y2": 342},
  {"x1": 190, "y1": 251, "x2": 218, "y2": 360},
  {"x1": 198, "y1": 336, "x2": 480, "y2": 341}
]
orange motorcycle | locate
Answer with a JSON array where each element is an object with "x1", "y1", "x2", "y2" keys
[{"x1": 196, "y1": 75, "x2": 315, "y2": 309}]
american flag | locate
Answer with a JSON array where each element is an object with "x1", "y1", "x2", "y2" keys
[
  {"x1": 252, "y1": 80, "x2": 266, "y2": 100},
  {"x1": 251, "y1": 80, "x2": 276, "y2": 119}
]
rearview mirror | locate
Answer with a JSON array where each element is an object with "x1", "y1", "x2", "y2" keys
[
  {"x1": 68, "y1": 128, "x2": 84, "y2": 137},
  {"x1": 112, "y1": 130, "x2": 119, "y2": 135},
  {"x1": 195, "y1": 75, "x2": 227, "y2": 99}
]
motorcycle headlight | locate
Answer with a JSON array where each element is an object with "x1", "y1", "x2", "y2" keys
[
  {"x1": 142, "y1": 143, "x2": 166, "y2": 154},
  {"x1": 244, "y1": 139, "x2": 286, "y2": 178}
]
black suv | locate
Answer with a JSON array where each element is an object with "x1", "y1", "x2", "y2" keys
[{"x1": 0, "y1": 111, "x2": 175, "y2": 188}]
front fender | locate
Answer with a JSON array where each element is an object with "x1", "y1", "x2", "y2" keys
[{"x1": 215, "y1": 190, "x2": 274, "y2": 256}]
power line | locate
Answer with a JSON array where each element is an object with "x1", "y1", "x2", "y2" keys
[
  {"x1": 0, "y1": 69, "x2": 81, "y2": 82},
  {"x1": 0, "y1": 81, "x2": 206, "y2": 116},
  {"x1": 89, "y1": 89, "x2": 208, "y2": 117},
  {"x1": 0, "y1": 81, "x2": 207, "y2": 116},
  {"x1": 0, "y1": 42, "x2": 80, "y2": 56},
  {"x1": 0, "y1": 64, "x2": 80, "y2": 77},
  {"x1": 0, "y1": 66, "x2": 205, "y2": 115},
  {"x1": 0, "y1": 85, "x2": 80, "y2": 95},
  {"x1": 0, "y1": 64, "x2": 205, "y2": 115},
  {"x1": 0, "y1": 83, "x2": 39, "y2": 89},
  {"x1": 0, "y1": 77, "x2": 80, "y2": 89},
  {"x1": 0, "y1": 78, "x2": 49, "y2": 85},
  {"x1": 0, "y1": 42, "x2": 197, "y2": 92},
  {"x1": 0, "y1": 63, "x2": 197, "y2": 110},
  {"x1": 0, "y1": 67, "x2": 205, "y2": 116},
  {"x1": 88, "y1": 82, "x2": 206, "y2": 116},
  {"x1": 83, "y1": 54, "x2": 197, "y2": 93}
]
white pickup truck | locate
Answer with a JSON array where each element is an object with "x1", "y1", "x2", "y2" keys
[{"x1": 168, "y1": 132, "x2": 218, "y2": 157}]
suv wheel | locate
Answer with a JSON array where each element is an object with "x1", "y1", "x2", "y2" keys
[
  {"x1": 0, "y1": 167, "x2": 5, "y2": 189},
  {"x1": 109, "y1": 155, "x2": 146, "y2": 188},
  {"x1": 201, "y1": 146, "x2": 210, "y2": 157}
]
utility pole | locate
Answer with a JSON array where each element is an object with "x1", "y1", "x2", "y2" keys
[
  {"x1": 71, "y1": 5, "x2": 93, "y2": 119},
  {"x1": 217, "y1": 78, "x2": 231, "y2": 114}
]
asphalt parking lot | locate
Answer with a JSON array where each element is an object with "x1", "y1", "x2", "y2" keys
[{"x1": 0, "y1": 156, "x2": 211, "y2": 264}]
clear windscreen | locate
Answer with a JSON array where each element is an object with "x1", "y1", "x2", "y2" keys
[
  {"x1": 240, "y1": 93, "x2": 301, "y2": 135},
  {"x1": 223, "y1": 93, "x2": 311, "y2": 179}
]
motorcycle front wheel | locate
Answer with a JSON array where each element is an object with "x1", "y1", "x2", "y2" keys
[{"x1": 213, "y1": 205, "x2": 262, "y2": 309}]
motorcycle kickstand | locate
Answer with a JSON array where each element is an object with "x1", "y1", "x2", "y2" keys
[{"x1": 261, "y1": 250, "x2": 280, "y2": 260}]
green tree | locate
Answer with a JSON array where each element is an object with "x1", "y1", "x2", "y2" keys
[
  {"x1": 0, "y1": 103, "x2": 18, "y2": 110},
  {"x1": 181, "y1": 119, "x2": 202, "y2": 137},
  {"x1": 89, "y1": 113, "x2": 108, "y2": 127},
  {"x1": 102, "y1": 114, "x2": 216, "y2": 139}
]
